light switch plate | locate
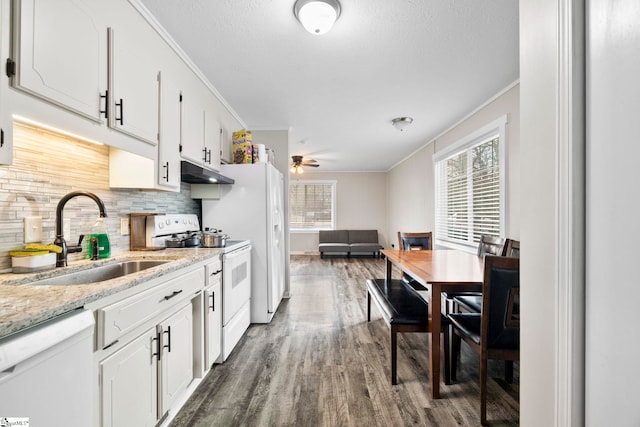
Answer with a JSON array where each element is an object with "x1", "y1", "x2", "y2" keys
[
  {"x1": 24, "y1": 216, "x2": 43, "y2": 243},
  {"x1": 120, "y1": 218, "x2": 130, "y2": 236}
]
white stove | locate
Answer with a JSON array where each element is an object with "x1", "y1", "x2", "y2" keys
[
  {"x1": 144, "y1": 214, "x2": 251, "y2": 253},
  {"x1": 222, "y1": 239, "x2": 251, "y2": 253},
  {"x1": 145, "y1": 214, "x2": 200, "y2": 249}
]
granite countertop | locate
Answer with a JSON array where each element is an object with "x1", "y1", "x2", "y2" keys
[{"x1": 0, "y1": 248, "x2": 224, "y2": 340}]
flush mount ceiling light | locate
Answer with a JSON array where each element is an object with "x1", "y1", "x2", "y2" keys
[
  {"x1": 294, "y1": 0, "x2": 341, "y2": 35},
  {"x1": 391, "y1": 117, "x2": 414, "y2": 132}
]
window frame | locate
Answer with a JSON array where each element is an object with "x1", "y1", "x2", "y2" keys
[
  {"x1": 433, "y1": 115, "x2": 507, "y2": 252},
  {"x1": 288, "y1": 180, "x2": 337, "y2": 232}
]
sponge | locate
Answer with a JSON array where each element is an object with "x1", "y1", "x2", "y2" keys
[
  {"x1": 9, "y1": 249, "x2": 50, "y2": 256},
  {"x1": 25, "y1": 243, "x2": 63, "y2": 253}
]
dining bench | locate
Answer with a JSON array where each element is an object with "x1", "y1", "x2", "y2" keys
[{"x1": 366, "y1": 278, "x2": 450, "y2": 385}]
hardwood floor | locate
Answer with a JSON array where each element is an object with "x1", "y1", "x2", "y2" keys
[{"x1": 170, "y1": 255, "x2": 519, "y2": 426}]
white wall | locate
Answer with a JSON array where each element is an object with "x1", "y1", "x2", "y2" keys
[
  {"x1": 289, "y1": 171, "x2": 388, "y2": 253},
  {"x1": 387, "y1": 145, "x2": 434, "y2": 248},
  {"x1": 387, "y1": 84, "x2": 520, "y2": 246},
  {"x1": 520, "y1": 1, "x2": 575, "y2": 425},
  {"x1": 586, "y1": 1, "x2": 640, "y2": 424}
]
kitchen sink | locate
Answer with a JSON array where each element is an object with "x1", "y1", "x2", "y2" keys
[{"x1": 29, "y1": 260, "x2": 171, "y2": 286}]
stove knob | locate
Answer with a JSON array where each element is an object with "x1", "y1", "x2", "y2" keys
[
  {"x1": 166, "y1": 218, "x2": 171, "y2": 226},
  {"x1": 158, "y1": 222, "x2": 164, "y2": 230}
]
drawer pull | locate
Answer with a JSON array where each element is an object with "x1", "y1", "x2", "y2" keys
[
  {"x1": 103, "y1": 340, "x2": 119, "y2": 350},
  {"x1": 210, "y1": 269, "x2": 222, "y2": 276},
  {"x1": 164, "y1": 290, "x2": 183, "y2": 301}
]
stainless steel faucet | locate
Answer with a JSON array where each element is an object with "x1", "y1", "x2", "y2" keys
[{"x1": 53, "y1": 191, "x2": 107, "y2": 267}]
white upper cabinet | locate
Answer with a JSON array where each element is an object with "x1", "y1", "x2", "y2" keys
[
  {"x1": 180, "y1": 83, "x2": 222, "y2": 172},
  {"x1": 204, "y1": 96, "x2": 222, "y2": 171},
  {"x1": 11, "y1": 0, "x2": 107, "y2": 122},
  {"x1": 2, "y1": 0, "x2": 242, "y2": 167},
  {"x1": 180, "y1": 78, "x2": 206, "y2": 166},
  {"x1": 0, "y1": 0, "x2": 12, "y2": 165},
  {"x1": 107, "y1": 18, "x2": 159, "y2": 145},
  {"x1": 157, "y1": 70, "x2": 181, "y2": 190}
]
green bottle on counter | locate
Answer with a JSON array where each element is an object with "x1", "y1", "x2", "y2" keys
[{"x1": 86, "y1": 217, "x2": 111, "y2": 259}]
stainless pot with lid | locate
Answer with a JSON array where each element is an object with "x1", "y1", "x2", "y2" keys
[
  {"x1": 165, "y1": 234, "x2": 185, "y2": 248},
  {"x1": 202, "y1": 228, "x2": 228, "y2": 248},
  {"x1": 183, "y1": 232, "x2": 202, "y2": 248}
]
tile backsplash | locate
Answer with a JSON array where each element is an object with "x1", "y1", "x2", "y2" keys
[{"x1": 0, "y1": 122, "x2": 200, "y2": 272}]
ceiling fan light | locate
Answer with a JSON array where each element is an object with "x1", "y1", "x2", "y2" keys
[
  {"x1": 294, "y1": 0, "x2": 341, "y2": 35},
  {"x1": 391, "y1": 117, "x2": 414, "y2": 132}
]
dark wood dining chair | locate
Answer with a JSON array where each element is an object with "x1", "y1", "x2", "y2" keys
[
  {"x1": 477, "y1": 235, "x2": 507, "y2": 257},
  {"x1": 455, "y1": 238, "x2": 520, "y2": 314},
  {"x1": 397, "y1": 232, "x2": 432, "y2": 291},
  {"x1": 502, "y1": 238, "x2": 520, "y2": 257},
  {"x1": 397, "y1": 231, "x2": 433, "y2": 251},
  {"x1": 443, "y1": 235, "x2": 507, "y2": 315},
  {"x1": 448, "y1": 256, "x2": 520, "y2": 425}
]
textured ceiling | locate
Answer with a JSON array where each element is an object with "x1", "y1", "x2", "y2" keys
[{"x1": 139, "y1": 0, "x2": 519, "y2": 172}]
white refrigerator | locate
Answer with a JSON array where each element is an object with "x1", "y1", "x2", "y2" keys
[{"x1": 202, "y1": 163, "x2": 286, "y2": 323}]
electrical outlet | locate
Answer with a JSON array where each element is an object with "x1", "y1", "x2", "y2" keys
[
  {"x1": 24, "y1": 216, "x2": 43, "y2": 243},
  {"x1": 120, "y1": 218, "x2": 130, "y2": 236}
]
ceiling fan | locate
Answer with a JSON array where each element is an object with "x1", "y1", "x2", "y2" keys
[{"x1": 290, "y1": 155, "x2": 319, "y2": 174}]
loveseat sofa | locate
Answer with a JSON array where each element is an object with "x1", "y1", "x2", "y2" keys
[{"x1": 318, "y1": 230, "x2": 383, "y2": 258}]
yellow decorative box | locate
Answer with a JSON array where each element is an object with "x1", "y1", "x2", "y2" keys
[
  {"x1": 232, "y1": 143, "x2": 253, "y2": 164},
  {"x1": 232, "y1": 130, "x2": 252, "y2": 143}
]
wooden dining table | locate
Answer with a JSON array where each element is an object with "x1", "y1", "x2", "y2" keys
[{"x1": 382, "y1": 248, "x2": 484, "y2": 398}]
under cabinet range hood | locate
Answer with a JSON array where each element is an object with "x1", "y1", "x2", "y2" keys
[{"x1": 180, "y1": 161, "x2": 235, "y2": 184}]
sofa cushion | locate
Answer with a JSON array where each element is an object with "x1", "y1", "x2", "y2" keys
[
  {"x1": 350, "y1": 243, "x2": 382, "y2": 252},
  {"x1": 319, "y1": 243, "x2": 350, "y2": 253},
  {"x1": 348, "y1": 230, "x2": 378, "y2": 244},
  {"x1": 319, "y1": 230, "x2": 349, "y2": 244}
]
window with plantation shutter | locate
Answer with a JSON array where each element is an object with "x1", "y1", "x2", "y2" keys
[
  {"x1": 289, "y1": 181, "x2": 336, "y2": 230},
  {"x1": 434, "y1": 116, "x2": 506, "y2": 251}
]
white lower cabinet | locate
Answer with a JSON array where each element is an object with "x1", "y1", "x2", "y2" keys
[
  {"x1": 100, "y1": 327, "x2": 158, "y2": 427},
  {"x1": 204, "y1": 258, "x2": 222, "y2": 367},
  {"x1": 94, "y1": 263, "x2": 208, "y2": 427},
  {"x1": 99, "y1": 302, "x2": 194, "y2": 427},
  {"x1": 159, "y1": 303, "x2": 193, "y2": 415}
]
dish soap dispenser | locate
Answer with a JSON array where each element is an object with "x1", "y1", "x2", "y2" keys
[{"x1": 87, "y1": 217, "x2": 110, "y2": 259}]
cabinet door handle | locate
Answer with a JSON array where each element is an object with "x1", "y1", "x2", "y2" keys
[
  {"x1": 115, "y1": 98, "x2": 124, "y2": 125},
  {"x1": 209, "y1": 291, "x2": 215, "y2": 311},
  {"x1": 1, "y1": 128, "x2": 4, "y2": 148},
  {"x1": 152, "y1": 332, "x2": 161, "y2": 361},
  {"x1": 162, "y1": 162, "x2": 169, "y2": 182},
  {"x1": 202, "y1": 147, "x2": 207, "y2": 162},
  {"x1": 100, "y1": 90, "x2": 109, "y2": 119},
  {"x1": 163, "y1": 326, "x2": 171, "y2": 353},
  {"x1": 163, "y1": 290, "x2": 183, "y2": 300}
]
